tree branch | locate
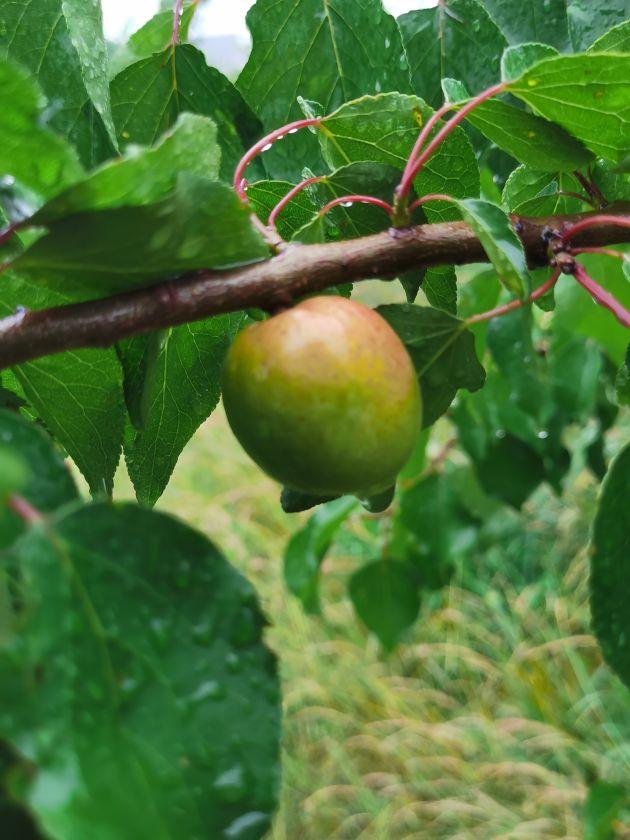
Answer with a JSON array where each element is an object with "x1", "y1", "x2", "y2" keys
[{"x1": 1, "y1": 205, "x2": 629, "y2": 370}]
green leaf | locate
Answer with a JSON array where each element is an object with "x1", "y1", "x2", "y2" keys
[
  {"x1": 31, "y1": 114, "x2": 221, "y2": 225},
  {"x1": 0, "y1": 58, "x2": 83, "y2": 200},
  {"x1": 567, "y1": 0, "x2": 630, "y2": 51},
  {"x1": 398, "y1": 269, "x2": 426, "y2": 304},
  {"x1": 474, "y1": 432, "x2": 547, "y2": 507},
  {"x1": 455, "y1": 198, "x2": 531, "y2": 297},
  {"x1": 399, "y1": 0, "x2": 507, "y2": 109},
  {"x1": 390, "y1": 471, "x2": 478, "y2": 591},
  {"x1": 0, "y1": 271, "x2": 124, "y2": 495},
  {"x1": 318, "y1": 93, "x2": 479, "y2": 223},
  {"x1": 376, "y1": 304, "x2": 486, "y2": 427},
  {"x1": 284, "y1": 497, "x2": 357, "y2": 612},
  {"x1": 110, "y1": 44, "x2": 261, "y2": 181},
  {"x1": 502, "y1": 166, "x2": 585, "y2": 215},
  {"x1": 584, "y1": 780, "x2": 627, "y2": 840},
  {"x1": 237, "y1": 0, "x2": 411, "y2": 180},
  {"x1": 124, "y1": 314, "x2": 246, "y2": 507},
  {"x1": 500, "y1": 43, "x2": 558, "y2": 82},
  {"x1": 247, "y1": 181, "x2": 319, "y2": 241},
  {"x1": 457, "y1": 266, "x2": 501, "y2": 356},
  {"x1": 0, "y1": 0, "x2": 117, "y2": 167},
  {"x1": 422, "y1": 265, "x2": 457, "y2": 314},
  {"x1": 12, "y1": 174, "x2": 269, "y2": 297},
  {"x1": 588, "y1": 20, "x2": 630, "y2": 53},
  {"x1": 590, "y1": 442, "x2": 630, "y2": 688},
  {"x1": 444, "y1": 78, "x2": 593, "y2": 172},
  {"x1": 109, "y1": 3, "x2": 197, "y2": 77},
  {"x1": 508, "y1": 54, "x2": 630, "y2": 163},
  {"x1": 0, "y1": 502, "x2": 280, "y2": 839},
  {"x1": 478, "y1": 0, "x2": 571, "y2": 50},
  {"x1": 349, "y1": 559, "x2": 420, "y2": 650},
  {"x1": 0, "y1": 410, "x2": 77, "y2": 549},
  {"x1": 616, "y1": 343, "x2": 630, "y2": 406},
  {"x1": 117, "y1": 331, "x2": 168, "y2": 432}
]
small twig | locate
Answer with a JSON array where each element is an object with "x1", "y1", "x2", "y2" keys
[
  {"x1": 466, "y1": 268, "x2": 561, "y2": 325},
  {"x1": 409, "y1": 193, "x2": 455, "y2": 212},
  {"x1": 171, "y1": 0, "x2": 185, "y2": 46},
  {"x1": 318, "y1": 195, "x2": 394, "y2": 217},
  {"x1": 397, "y1": 82, "x2": 507, "y2": 200},
  {"x1": 562, "y1": 214, "x2": 630, "y2": 245},
  {"x1": 572, "y1": 246, "x2": 627, "y2": 261},
  {"x1": 7, "y1": 494, "x2": 44, "y2": 525},
  {"x1": 268, "y1": 176, "x2": 325, "y2": 231},
  {"x1": 233, "y1": 117, "x2": 321, "y2": 201},
  {"x1": 557, "y1": 190, "x2": 594, "y2": 206},
  {"x1": 572, "y1": 263, "x2": 630, "y2": 328}
]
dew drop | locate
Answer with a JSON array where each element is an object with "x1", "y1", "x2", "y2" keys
[
  {"x1": 537, "y1": 430, "x2": 549, "y2": 439},
  {"x1": 341, "y1": 201, "x2": 354, "y2": 208},
  {"x1": 288, "y1": 128, "x2": 299, "y2": 134},
  {"x1": 261, "y1": 143, "x2": 273, "y2": 152},
  {"x1": 495, "y1": 429, "x2": 506, "y2": 439}
]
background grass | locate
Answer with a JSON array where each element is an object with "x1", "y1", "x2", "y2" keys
[{"x1": 113, "y1": 402, "x2": 630, "y2": 839}]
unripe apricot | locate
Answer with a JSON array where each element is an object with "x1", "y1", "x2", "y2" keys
[{"x1": 222, "y1": 296, "x2": 422, "y2": 497}]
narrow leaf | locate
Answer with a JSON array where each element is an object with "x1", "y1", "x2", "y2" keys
[{"x1": 456, "y1": 198, "x2": 530, "y2": 297}]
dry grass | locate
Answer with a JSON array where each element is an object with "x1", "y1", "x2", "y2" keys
[{"x1": 111, "y1": 407, "x2": 630, "y2": 839}]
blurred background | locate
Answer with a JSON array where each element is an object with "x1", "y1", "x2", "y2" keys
[{"x1": 100, "y1": 2, "x2": 630, "y2": 836}]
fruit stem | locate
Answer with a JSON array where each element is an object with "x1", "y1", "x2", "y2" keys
[
  {"x1": 396, "y1": 82, "x2": 507, "y2": 201},
  {"x1": 562, "y1": 214, "x2": 630, "y2": 244},
  {"x1": 268, "y1": 177, "x2": 325, "y2": 231},
  {"x1": 572, "y1": 263, "x2": 630, "y2": 328},
  {"x1": 318, "y1": 195, "x2": 394, "y2": 217},
  {"x1": 465, "y1": 268, "x2": 560, "y2": 325},
  {"x1": 233, "y1": 118, "x2": 322, "y2": 202}
]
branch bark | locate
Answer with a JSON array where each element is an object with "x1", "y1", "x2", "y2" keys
[{"x1": 1, "y1": 205, "x2": 629, "y2": 370}]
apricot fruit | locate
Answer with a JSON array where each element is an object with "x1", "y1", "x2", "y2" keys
[{"x1": 222, "y1": 296, "x2": 422, "y2": 497}]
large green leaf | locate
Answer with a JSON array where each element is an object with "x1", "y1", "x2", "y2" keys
[
  {"x1": 0, "y1": 410, "x2": 77, "y2": 549},
  {"x1": 349, "y1": 559, "x2": 420, "y2": 650},
  {"x1": 0, "y1": 502, "x2": 280, "y2": 839},
  {"x1": 110, "y1": 44, "x2": 261, "y2": 181},
  {"x1": 508, "y1": 54, "x2": 630, "y2": 163},
  {"x1": 124, "y1": 314, "x2": 246, "y2": 507},
  {"x1": 478, "y1": 0, "x2": 571, "y2": 50},
  {"x1": 456, "y1": 198, "x2": 530, "y2": 297},
  {"x1": 0, "y1": 0, "x2": 117, "y2": 167},
  {"x1": 237, "y1": 0, "x2": 411, "y2": 180},
  {"x1": 318, "y1": 93, "x2": 479, "y2": 222},
  {"x1": 398, "y1": 0, "x2": 507, "y2": 109},
  {"x1": 0, "y1": 58, "x2": 83, "y2": 200},
  {"x1": 11, "y1": 174, "x2": 269, "y2": 297},
  {"x1": 376, "y1": 304, "x2": 486, "y2": 427},
  {"x1": 284, "y1": 497, "x2": 357, "y2": 612},
  {"x1": 0, "y1": 272, "x2": 124, "y2": 496},
  {"x1": 32, "y1": 114, "x2": 221, "y2": 225},
  {"x1": 443, "y1": 78, "x2": 593, "y2": 172},
  {"x1": 590, "y1": 442, "x2": 630, "y2": 689},
  {"x1": 567, "y1": 0, "x2": 630, "y2": 51}
]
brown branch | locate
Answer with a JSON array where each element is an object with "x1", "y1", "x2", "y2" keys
[{"x1": 1, "y1": 205, "x2": 629, "y2": 370}]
